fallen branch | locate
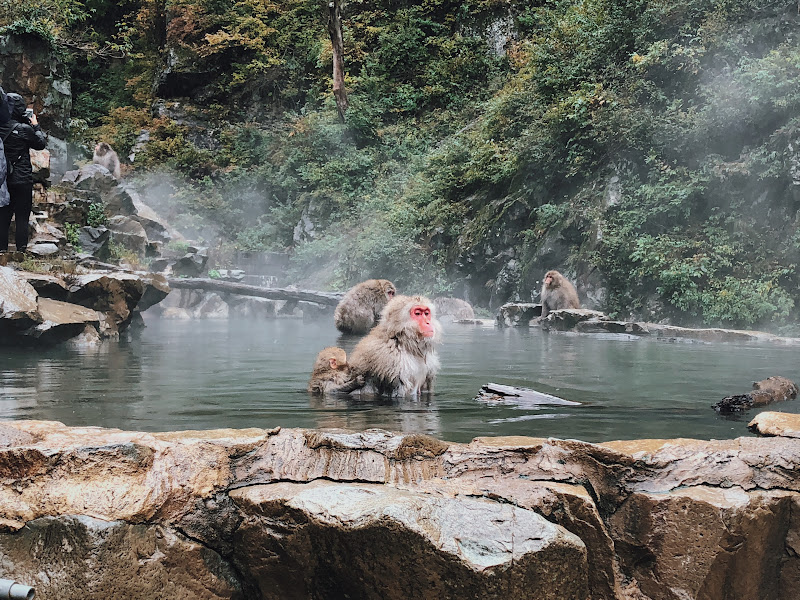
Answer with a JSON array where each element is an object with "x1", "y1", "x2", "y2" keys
[
  {"x1": 166, "y1": 277, "x2": 344, "y2": 306},
  {"x1": 475, "y1": 382, "x2": 581, "y2": 407}
]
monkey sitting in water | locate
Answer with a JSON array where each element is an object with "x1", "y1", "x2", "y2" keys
[
  {"x1": 92, "y1": 142, "x2": 121, "y2": 179},
  {"x1": 346, "y1": 294, "x2": 441, "y2": 397},
  {"x1": 540, "y1": 270, "x2": 580, "y2": 318},
  {"x1": 307, "y1": 346, "x2": 363, "y2": 394},
  {"x1": 334, "y1": 279, "x2": 396, "y2": 334}
]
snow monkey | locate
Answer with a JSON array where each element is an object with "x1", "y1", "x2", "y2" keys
[
  {"x1": 333, "y1": 279, "x2": 396, "y2": 334},
  {"x1": 93, "y1": 142, "x2": 121, "y2": 179},
  {"x1": 347, "y1": 294, "x2": 441, "y2": 397},
  {"x1": 540, "y1": 270, "x2": 580, "y2": 318},
  {"x1": 307, "y1": 346, "x2": 362, "y2": 394}
]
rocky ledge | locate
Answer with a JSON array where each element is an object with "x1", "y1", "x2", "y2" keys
[{"x1": 1, "y1": 417, "x2": 800, "y2": 600}]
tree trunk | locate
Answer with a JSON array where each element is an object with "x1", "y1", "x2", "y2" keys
[
  {"x1": 167, "y1": 278, "x2": 344, "y2": 306},
  {"x1": 326, "y1": 0, "x2": 348, "y2": 122}
]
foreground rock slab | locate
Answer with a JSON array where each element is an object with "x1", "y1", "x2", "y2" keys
[{"x1": 0, "y1": 419, "x2": 799, "y2": 599}]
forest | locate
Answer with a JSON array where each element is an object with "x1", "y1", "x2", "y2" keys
[{"x1": 3, "y1": 0, "x2": 800, "y2": 329}]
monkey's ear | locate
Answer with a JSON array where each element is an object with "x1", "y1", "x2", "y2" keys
[{"x1": 329, "y1": 358, "x2": 339, "y2": 369}]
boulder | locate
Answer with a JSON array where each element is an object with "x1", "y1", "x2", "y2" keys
[
  {"x1": 749, "y1": 412, "x2": 800, "y2": 438},
  {"x1": 231, "y1": 480, "x2": 589, "y2": 600},
  {"x1": 0, "y1": 266, "x2": 41, "y2": 334},
  {"x1": 496, "y1": 302, "x2": 541, "y2": 327},
  {"x1": 65, "y1": 272, "x2": 145, "y2": 333},
  {"x1": 1, "y1": 423, "x2": 800, "y2": 598},
  {"x1": 77, "y1": 226, "x2": 112, "y2": 260},
  {"x1": 433, "y1": 297, "x2": 476, "y2": 321},
  {"x1": 30, "y1": 148, "x2": 51, "y2": 183},
  {"x1": 28, "y1": 297, "x2": 101, "y2": 344},
  {"x1": 137, "y1": 274, "x2": 171, "y2": 312},
  {"x1": 107, "y1": 215, "x2": 148, "y2": 256},
  {"x1": 20, "y1": 272, "x2": 70, "y2": 301},
  {"x1": 541, "y1": 308, "x2": 608, "y2": 331}
]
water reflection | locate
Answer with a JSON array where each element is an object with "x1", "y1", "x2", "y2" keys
[{"x1": 0, "y1": 316, "x2": 798, "y2": 444}]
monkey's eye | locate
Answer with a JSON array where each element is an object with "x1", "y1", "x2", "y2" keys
[{"x1": 412, "y1": 307, "x2": 430, "y2": 317}]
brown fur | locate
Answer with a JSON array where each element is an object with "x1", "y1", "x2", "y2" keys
[
  {"x1": 308, "y1": 346, "x2": 360, "y2": 394},
  {"x1": 93, "y1": 142, "x2": 121, "y2": 179},
  {"x1": 347, "y1": 295, "x2": 441, "y2": 397},
  {"x1": 433, "y1": 297, "x2": 475, "y2": 321},
  {"x1": 334, "y1": 279, "x2": 396, "y2": 334},
  {"x1": 540, "y1": 270, "x2": 580, "y2": 318}
]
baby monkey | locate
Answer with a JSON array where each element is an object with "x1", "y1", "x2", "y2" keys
[{"x1": 307, "y1": 346, "x2": 361, "y2": 394}]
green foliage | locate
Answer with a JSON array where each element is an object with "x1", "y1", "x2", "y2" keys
[
  {"x1": 87, "y1": 203, "x2": 107, "y2": 227},
  {"x1": 63, "y1": 222, "x2": 81, "y2": 250}
]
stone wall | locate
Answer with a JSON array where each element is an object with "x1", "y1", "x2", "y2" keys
[{"x1": 1, "y1": 417, "x2": 800, "y2": 599}]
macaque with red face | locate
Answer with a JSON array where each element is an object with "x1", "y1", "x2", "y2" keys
[
  {"x1": 334, "y1": 279, "x2": 397, "y2": 334},
  {"x1": 540, "y1": 270, "x2": 580, "y2": 318},
  {"x1": 307, "y1": 346, "x2": 362, "y2": 394},
  {"x1": 347, "y1": 294, "x2": 441, "y2": 397}
]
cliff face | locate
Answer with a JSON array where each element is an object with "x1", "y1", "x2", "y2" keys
[
  {"x1": 1, "y1": 418, "x2": 800, "y2": 599},
  {"x1": 4, "y1": 0, "x2": 800, "y2": 328}
]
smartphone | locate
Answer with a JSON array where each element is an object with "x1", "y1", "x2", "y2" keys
[{"x1": 24, "y1": 108, "x2": 33, "y2": 119}]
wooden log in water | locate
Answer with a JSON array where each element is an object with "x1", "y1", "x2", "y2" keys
[
  {"x1": 476, "y1": 382, "x2": 581, "y2": 406},
  {"x1": 167, "y1": 278, "x2": 345, "y2": 306}
]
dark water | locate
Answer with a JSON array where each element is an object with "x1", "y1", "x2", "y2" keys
[{"x1": 1, "y1": 317, "x2": 798, "y2": 443}]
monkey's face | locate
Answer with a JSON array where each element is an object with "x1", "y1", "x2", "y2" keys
[
  {"x1": 544, "y1": 271, "x2": 559, "y2": 288},
  {"x1": 410, "y1": 305, "x2": 435, "y2": 338},
  {"x1": 384, "y1": 282, "x2": 396, "y2": 300}
]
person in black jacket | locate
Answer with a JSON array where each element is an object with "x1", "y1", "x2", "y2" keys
[
  {"x1": 0, "y1": 88, "x2": 10, "y2": 210},
  {"x1": 0, "y1": 92, "x2": 48, "y2": 252}
]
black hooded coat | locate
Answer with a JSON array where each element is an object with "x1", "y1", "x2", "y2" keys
[{"x1": 0, "y1": 93, "x2": 47, "y2": 187}]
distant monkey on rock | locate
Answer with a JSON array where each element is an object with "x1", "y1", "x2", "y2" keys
[
  {"x1": 307, "y1": 346, "x2": 361, "y2": 394},
  {"x1": 334, "y1": 279, "x2": 396, "y2": 334},
  {"x1": 540, "y1": 270, "x2": 580, "y2": 318},
  {"x1": 93, "y1": 142, "x2": 121, "y2": 179},
  {"x1": 347, "y1": 294, "x2": 441, "y2": 397}
]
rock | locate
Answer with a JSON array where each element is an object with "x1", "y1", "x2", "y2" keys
[
  {"x1": 107, "y1": 215, "x2": 148, "y2": 256},
  {"x1": 0, "y1": 516, "x2": 245, "y2": 600},
  {"x1": 66, "y1": 272, "x2": 145, "y2": 333},
  {"x1": 0, "y1": 266, "x2": 40, "y2": 334},
  {"x1": 714, "y1": 376, "x2": 799, "y2": 413},
  {"x1": 0, "y1": 33, "x2": 72, "y2": 140},
  {"x1": 433, "y1": 297, "x2": 476, "y2": 321},
  {"x1": 28, "y1": 242, "x2": 60, "y2": 256},
  {"x1": 137, "y1": 274, "x2": 171, "y2": 312},
  {"x1": 77, "y1": 226, "x2": 111, "y2": 260},
  {"x1": 30, "y1": 148, "x2": 51, "y2": 183},
  {"x1": 19, "y1": 272, "x2": 70, "y2": 302},
  {"x1": 2, "y1": 422, "x2": 800, "y2": 598},
  {"x1": 28, "y1": 298, "x2": 101, "y2": 344},
  {"x1": 748, "y1": 412, "x2": 800, "y2": 438},
  {"x1": 172, "y1": 249, "x2": 209, "y2": 277},
  {"x1": 496, "y1": 302, "x2": 541, "y2": 327},
  {"x1": 608, "y1": 485, "x2": 796, "y2": 600},
  {"x1": 231, "y1": 480, "x2": 590, "y2": 600},
  {"x1": 541, "y1": 308, "x2": 608, "y2": 331}
]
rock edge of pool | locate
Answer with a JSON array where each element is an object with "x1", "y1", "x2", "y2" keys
[{"x1": 0, "y1": 415, "x2": 798, "y2": 599}]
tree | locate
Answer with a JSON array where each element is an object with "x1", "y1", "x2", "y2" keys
[{"x1": 326, "y1": 0, "x2": 348, "y2": 121}]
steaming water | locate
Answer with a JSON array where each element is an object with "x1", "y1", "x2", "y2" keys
[{"x1": 1, "y1": 317, "x2": 798, "y2": 443}]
